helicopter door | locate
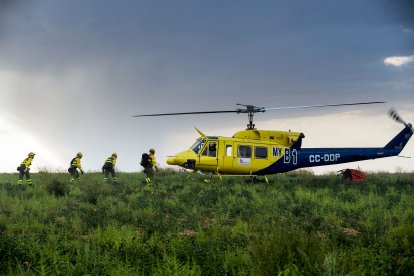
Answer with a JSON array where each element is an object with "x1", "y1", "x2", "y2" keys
[
  {"x1": 220, "y1": 142, "x2": 234, "y2": 171},
  {"x1": 198, "y1": 141, "x2": 218, "y2": 167},
  {"x1": 233, "y1": 144, "x2": 253, "y2": 174}
]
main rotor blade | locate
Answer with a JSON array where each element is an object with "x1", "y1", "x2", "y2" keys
[
  {"x1": 133, "y1": 101, "x2": 386, "y2": 117},
  {"x1": 263, "y1": 101, "x2": 385, "y2": 111},
  {"x1": 133, "y1": 110, "x2": 238, "y2": 117}
]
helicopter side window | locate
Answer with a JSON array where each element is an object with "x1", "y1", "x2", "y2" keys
[
  {"x1": 238, "y1": 145, "x2": 252, "y2": 158},
  {"x1": 191, "y1": 138, "x2": 206, "y2": 154},
  {"x1": 226, "y1": 145, "x2": 232, "y2": 156},
  {"x1": 208, "y1": 142, "x2": 217, "y2": 157},
  {"x1": 255, "y1": 146, "x2": 268, "y2": 159},
  {"x1": 202, "y1": 142, "x2": 217, "y2": 157}
]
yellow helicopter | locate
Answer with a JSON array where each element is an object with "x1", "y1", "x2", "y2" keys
[{"x1": 134, "y1": 102, "x2": 413, "y2": 179}]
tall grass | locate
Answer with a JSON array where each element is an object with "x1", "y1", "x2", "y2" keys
[{"x1": 0, "y1": 170, "x2": 413, "y2": 274}]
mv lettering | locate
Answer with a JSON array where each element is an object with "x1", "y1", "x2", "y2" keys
[{"x1": 272, "y1": 147, "x2": 283, "y2": 157}]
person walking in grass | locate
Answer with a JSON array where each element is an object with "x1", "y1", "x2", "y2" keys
[
  {"x1": 102, "y1": 152, "x2": 118, "y2": 183},
  {"x1": 68, "y1": 152, "x2": 84, "y2": 183},
  {"x1": 17, "y1": 152, "x2": 35, "y2": 185},
  {"x1": 141, "y1": 148, "x2": 159, "y2": 185}
]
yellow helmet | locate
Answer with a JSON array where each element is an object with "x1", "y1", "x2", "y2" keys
[
  {"x1": 28, "y1": 152, "x2": 35, "y2": 157},
  {"x1": 112, "y1": 152, "x2": 117, "y2": 157},
  {"x1": 149, "y1": 148, "x2": 155, "y2": 154},
  {"x1": 76, "y1": 152, "x2": 83, "y2": 157}
]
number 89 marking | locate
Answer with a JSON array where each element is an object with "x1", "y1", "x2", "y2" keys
[{"x1": 284, "y1": 148, "x2": 298, "y2": 165}]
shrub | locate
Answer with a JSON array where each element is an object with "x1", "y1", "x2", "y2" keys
[
  {"x1": 1, "y1": 171, "x2": 414, "y2": 274},
  {"x1": 0, "y1": 235, "x2": 28, "y2": 273},
  {"x1": 45, "y1": 179, "x2": 69, "y2": 197}
]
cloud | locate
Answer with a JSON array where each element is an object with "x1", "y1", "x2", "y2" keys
[
  {"x1": 384, "y1": 55, "x2": 414, "y2": 67},
  {"x1": 1, "y1": 1, "x2": 413, "y2": 174},
  {"x1": 0, "y1": 111, "x2": 67, "y2": 172}
]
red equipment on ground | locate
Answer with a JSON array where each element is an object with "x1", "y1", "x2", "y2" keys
[{"x1": 338, "y1": 169, "x2": 366, "y2": 182}]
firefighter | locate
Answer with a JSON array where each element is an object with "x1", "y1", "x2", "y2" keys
[
  {"x1": 102, "y1": 152, "x2": 118, "y2": 183},
  {"x1": 17, "y1": 152, "x2": 35, "y2": 185},
  {"x1": 144, "y1": 148, "x2": 158, "y2": 185},
  {"x1": 68, "y1": 152, "x2": 84, "y2": 183}
]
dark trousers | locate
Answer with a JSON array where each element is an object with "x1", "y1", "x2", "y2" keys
[
  {"x1": 18, "y1": 170, "x2": 30, "y2": 180},
  {"x1": 18, "y1": 170, "x2": 31, "y2": 184},
  {"x1": 104, "y1": 168, "x2": 117, "y2": 182},
  {"x1": 144, "y1": 167, "x2": 155, "y2": 184},
  {"x1": 69, "y1": 168, "x2": 80, "y2": 182},
  {"x1": 104, "y1": 168, "x2": 116, "y2": 178}
]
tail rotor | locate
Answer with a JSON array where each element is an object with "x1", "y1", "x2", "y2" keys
[{"x1": 389, "y1": 108, "x2": 413, "y2": 131}]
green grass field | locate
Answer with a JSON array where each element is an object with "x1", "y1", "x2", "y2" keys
[{"x1": 1, "y1": 170, "x2": 414, "y2": 275}]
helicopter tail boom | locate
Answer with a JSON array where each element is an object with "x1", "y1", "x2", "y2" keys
[
  {"x1": 299, "y1": 125, "x2": 413, "y2": 169},
  {"x1": 255, "y1": 124, "x2": 413, "y2": 175}
]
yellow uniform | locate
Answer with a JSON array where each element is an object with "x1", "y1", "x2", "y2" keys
[
  {"x1": 144, "y1": 149, "x2": 158, "y2": 185},
  {"x1": 17, "y1": 153, "x2": 35, "y2": 185},
  {"x1": 149, "y1": 155, "x2": 156, "y2": 168},
  {"x1": 102, "y1": 153, "x2": 118, "y2": 183},
  {"x1": 68, "y1": 153, "x2": 84, "y2": 182}
]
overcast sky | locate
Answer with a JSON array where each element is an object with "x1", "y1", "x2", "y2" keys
[{"x1": 1, "y1": 0, "x2": 413, "y2": 174}]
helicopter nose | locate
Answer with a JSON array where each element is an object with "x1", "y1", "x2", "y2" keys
[
  {"x1": 167, "y1": 155, "x2": 187, "y2": 166},
  {"x1": 167, "y1": 156, "x2": 177, "y2": 165}
]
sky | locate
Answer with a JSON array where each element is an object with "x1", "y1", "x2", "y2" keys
[{"x1": 1, "y1": 0, "x2": 414, "y2": 174}]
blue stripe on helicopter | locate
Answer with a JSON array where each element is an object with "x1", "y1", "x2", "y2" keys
[{"x1": 255, "y1": 125, "x2": 413, "y2": 175}]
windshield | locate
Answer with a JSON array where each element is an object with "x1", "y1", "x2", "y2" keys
[{"x1": 191, "y1": 138, "x2": 206, "y2": 154}]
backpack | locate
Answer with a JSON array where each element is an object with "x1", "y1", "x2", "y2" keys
[{"x1": 140, "y1": 153, "x2": 151, "y2": 168}]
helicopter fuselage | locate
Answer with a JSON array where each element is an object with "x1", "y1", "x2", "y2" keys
[{"x1": 166, "y1": 125, "x2": 413, "y2": 175}]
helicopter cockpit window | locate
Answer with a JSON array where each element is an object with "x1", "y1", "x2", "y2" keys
[
  {"x1": 238, "y1": 145, "x2": 252, "y2": 158},
  {"x1": 202, "y1": 141, "x2": 217, "y2": 157},
  {"x1": 255, "y1": 146, "x2": 268, "y2": 159},
  {"x1": 191, "y1": 138, "x2": 206, "y2": 154}
]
